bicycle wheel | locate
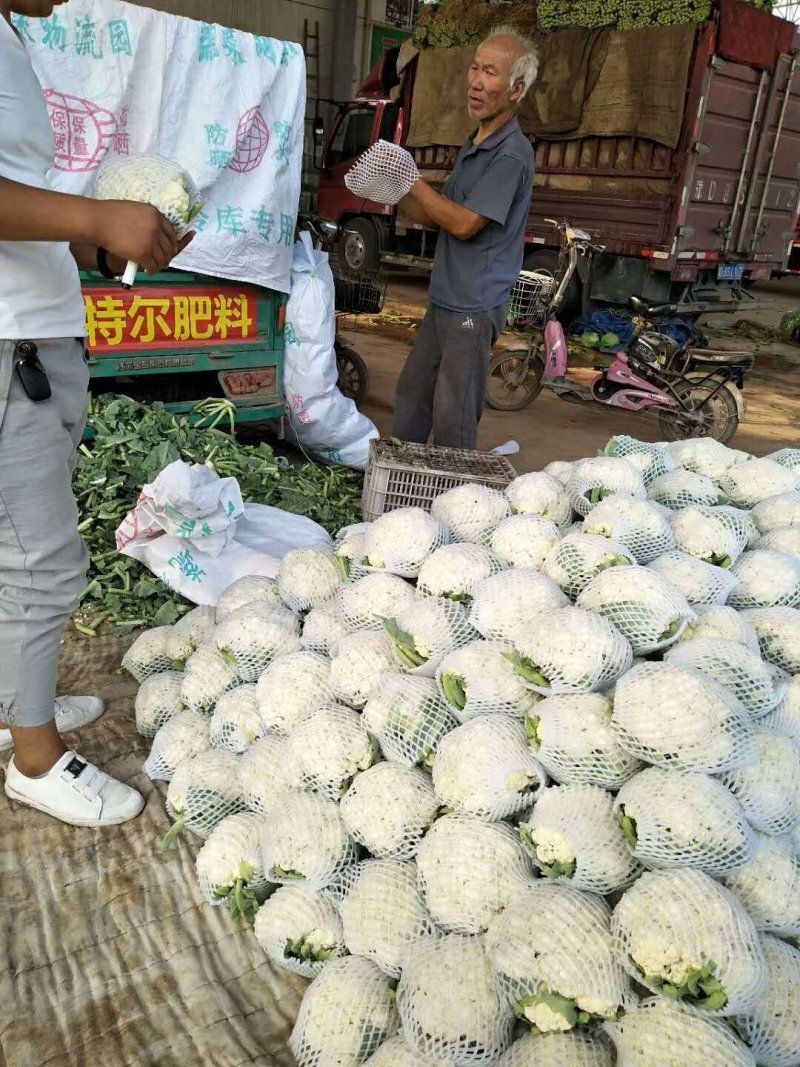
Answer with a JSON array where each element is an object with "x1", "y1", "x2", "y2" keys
[
  {"x1": 486, "y1": 346, "x2": 544, "y2": 411},
  {"x1": 658, "y1": 378, "x2": 739, "y2": 444},
  {"x1": 336, "y1": 342, "x2": 369, "y2": 406}
]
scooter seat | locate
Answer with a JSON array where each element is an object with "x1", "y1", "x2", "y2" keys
[
  {"x1": 629, "y1": 295, "x2": 679, "y2": 317},
  {"x1": 689, "y1": 347, "x2": 755, "y2": 368}
]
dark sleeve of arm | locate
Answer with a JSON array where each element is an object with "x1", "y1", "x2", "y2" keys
[{"x1": 462, "y1": 154, "x2": 526, "y2": 226}]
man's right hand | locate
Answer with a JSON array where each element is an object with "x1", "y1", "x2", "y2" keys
[{"x1": 93, "y1": 200, "x2": 180, "y2": 275}]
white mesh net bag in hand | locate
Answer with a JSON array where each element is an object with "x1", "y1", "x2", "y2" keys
[
  {"x1": 757, "y1": 526, "x2": 800, "y2": 557},
  {"x1": 752, "y1": 490, "x2": 800, "y2": 534},
  {"x1": 338, "y1": 859, "x2": 438, "y2": 978},
  {"x1": 721, "y1": 731, "x2": 800, "y2": 836},
  {"x1": 253, "y1": 884, "x2": 346, "y2": 978},
  {"x1": 582, "y1": 496, "x2": 675, "y2": 564},
  {"x1": 468, "y1": 570, "x2": 569, "y2": 643},
  {"x1": 566, "y1": 457, "x2": 647, "y2": 518},
  {"x1": 728, "y1": 550, "x2": 800, "y2": 610},
  {"x1": 485, "y1": 883, "x2": 630, "y2": 1032},
  {"x1": 431, "y1": 484, "x2": 511, "y2": 544},
  {"x1": 362, "y1": 507, "x2": 449, "y2": 578},
  {"x1": 340, "y1": 762, "x2": 441, "y2": 860},
  {"x1": 301, "y1": 599, "x2": 352, "y2": 656},
  {"x1": 382, "y1": 596, "x2": 476, "y2": 677},
  {"x1": 344, "y1": 139, "x2": 421, "y2": 204},
  {"x1": 723, "y1": 833, "x2": 800, "y2": 937},
  {"x1": 143, "y1": 709, "x2": 210, "y2": 781},
  {"x1": 255, "y1": 650, "x2": 333, "y2": 735},
  {"x1": 611, "y1": 867, "x2": 768, "y2": 1016},
  {"x1": 397, "y1": 934, "x2": 515, "y2": 1065},
  {"x1": 239, "y1": 734, "x2": 291, "y2": 816},
  {"x1": 577, "y1": 566, "x2": 694, "y2": 654},
  {"x1": 165, "y1": 605, "x2": 217, "y2": 664},
  {"x1": 740, "y1": 607, "x2": 800, "y2": 673},
  {"x1": 543, "y1": 531, "x2": 637, "y2": 600},
  {"x1": 135, "y1": 670, "x2": 184, "y2": 739},
  {"x1": 208, "y1": 684, "x2": 264, "y2": 754},
  {"x1": 671, "y1": 504, "x2": 749, "y2": 568},
  {"x1": 509, "y1": 606, "x2": 633, "y2": 696},
  {"x1": 648, "y1": 469, "x2": 722, "y2": 511},
  {"x1": 762, "y1": 674, "x2": 800, "y2": 745},
  {"x1": 665, "y1": 637, "x2": 787, "y2": 719},
  {"x1": 283, "y1": 702, "x2": 379, "y2": 800},
  {"x1": 212, "y1": 602, "x2": 301, "y2": 681},
  {"x1": 528, "y1": 691, "x2": 641, "y2": 790},
  {"x1": 416, "y1": 813, "x2": 533, "y2": 934},
  {"x1": 675, "y1": 604, "x2": 761, "y2": 654},
  {"x1": 336, "y1": 572, "x2": 416, "y2": 633},
  {"x1": 195, "y1": 810, "x2": 270, "y2": 922},
  {"x1": 122, "y1": 626, "x2": 176, "y2": 683},
  {"x1": 363, "y1": 674, "x2": 457, "y2": 770},
  {"x1": 179, "y1": 646, "x2": 240, "y2": 715},
  {"x1": 163, "y1": 749, "x2": 246, "y2": 845},
  {"x1": 260, "y1": 791, "x2": 357, "y2": 888},
  {"x1": 610, "y1": 662, "x2": 757, "y2": 774},
  {"x1": 431, "y1": 714, "x2": 547, "y2": 821},
  {"x1": 504, "y1": 472, "x2": 572, "y2": 528},
  {"x1": 519, "y1": 784, "x2": 640, "y2": 894},
  {"x1": 601, "y1": 435, "x2": 675, "y2": 487},
  {"x1": 437, "y1": 639, "x2": 539, "y2": 721},
  {"x1": 215, "y1": 575, "x2": 282, "y2": 621},
  {"x1": 496, "y1": 1030, "x2": 616, "y2": 1067},
  {"x1": 278, "y1": 546, "x2": 341, "y2": 614},
  {"x1": 330, "y1": 631, "x2": 400, "y2": 710},
  {"x1": 604, "y1": 997, "x2": 758, "y2": 1067},
  {"x1": 733, "y1": 934, "x2": 800, "y2": 1067},
  {"x1": 613, "y1": 766, "x2": 754, "y2": 877},
  {"x1": 720, "y1": 460, "x2": 800, "y2": 509},
  {"x1": 490, "y1": 514, "x2": 562, "y2": 571},
  {"x1": 649, "y1": 550, "x2": 739, "y2": 607},
  {"x1": 291, "y1": 955, "x2": 400, "y2": 1067}
]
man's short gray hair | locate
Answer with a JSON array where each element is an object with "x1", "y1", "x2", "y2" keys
[{"x1": 485, "y1": 25, "x2": 539, "y2": 98}]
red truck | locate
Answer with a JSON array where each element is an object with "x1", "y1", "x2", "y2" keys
[{"x1": 316, "y1": 0, "x2": 800, "y2": 315}]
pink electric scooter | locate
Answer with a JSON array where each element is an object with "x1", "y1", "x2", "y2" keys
[{"x1": 487, "y1": 219, "x2": 749, "y2": 444}]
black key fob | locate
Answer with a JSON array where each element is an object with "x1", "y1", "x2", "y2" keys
[{"x1": 13, "y1": 341, "x2": 51, "y2": 402}]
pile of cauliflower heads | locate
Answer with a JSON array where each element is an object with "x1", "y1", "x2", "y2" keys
[{"x1": 124, "y1": 434, "x2": 800, "y2": 1067}]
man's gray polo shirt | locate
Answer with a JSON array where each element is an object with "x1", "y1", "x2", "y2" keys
[{"x1": 428, "y1": 116, "x2": 535, "y2": 314}]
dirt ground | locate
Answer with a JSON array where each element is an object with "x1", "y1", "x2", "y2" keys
[{"x1": 345, "y1": 273, "x2": 800, "y2": 471}]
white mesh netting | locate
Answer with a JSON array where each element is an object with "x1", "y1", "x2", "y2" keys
[
  {"x1": 300, "y1": 600, "x2": 352, "y2": 656},
  {"x1": 417, "y1": 543, "x2": 505, "y2": 603},
  {"x1": 283, "y1": 702, "x2": 378, "y2": 800},
  {"x1": 383, "y1": 596, "x2": 476, "y2": 676},
  {"x1": 601, "y1": 436, "x2": 674, "y2": 487},
  {"x1": 255, "y1": 650, "x2": 334, "y2": 735},
  {"x1": 490, "y1": 514, "x2": 562, "y2": 571},
  {"x1": 510, "y1": 606, "x2": 633, "y2": 695},
  {"x1": 723, "y1": 833, "x2": 800, "y2": 937},
  {"x1": 290, "y1": 955, "x2": 399, "y2": 1067},
  {"x1": 648, "y1": 470, "x2": 722, "y2": 511},
  {"x1": 504, "y1": 472, "x2": 572, "y2": 528},
  {"x1": 719, "y1": 459, "x2": 800, "y2": 509},
  {"x1": 122, "y1": 626, "x2": 175, "y2": 683},
  {"x1": 665, "y1": 637, "x2": 787, "y2": 718},
  {"x1": 134, "y1": 670, "x2": 184, "y2": 739},
  {"x1": 720, "y1": 731, "x2": 800, "y2": 836},
  {"x1": 766, "y1": 448, "x2": 800, "y2": 472},
  {"x1": 667, "y1": 437, "x2": 749, "y2": 479},
  {"x1": 610, "y1": 661, "x2": 757, "y2": 773},
  {"x1": 95, "y1": 154, "x2": 201, "y2": 234},
  {"x1": 485, "y1": 883, "x2": 629, "y2": 1031},
  {"x1": 729, "y1": 550, "x2": 800, "y2": 610},
  {"x1": 752, "y1": 491, "x2": 800, "y2": 535},
  {"x1": 528, "y1": 691, "x2": 641, "y2": 790},
  {"x1": 165, "y1": 749, "x2": 246, "y2": 840},
  {"x1": 253, "y1": 885, "x2": 346, "y2": 978},
  {"x1": 740, "y1": 607, "x2": 800, "y2": 673},
  {"x1": 718, "y1": 504, "x2": 761, "y2": 547},
  {"x1": 732, "y1": 934, "x2": 800, "y2": 1067},
  {"x1": 468, "y1": 570, "x2": 569, "y2": 643},
  {"x1": 675, "y1": 604, "x2": 761, "y2": 654},
  {"x1": 215, "y1": 575, "x2": 282, "y2": 621},
  {"x1": 496, "y1": 1030, "x2": 616, "y2": 1067},
  {"x1": 431, "y1": 714, "x2": 546, "y2": 821},
  {"x1": 239, "y1": 734, "x2": 291, "y2": 816},
  {"x1": 605, "y1": 998, "x2": 758, "y2": 1066},
  {"x1": 363, "y1": 1035, "x2": 449, "y2": 1066},
  {"x1": 577, "y1": 566, "x2": 694, "y2": 654},
  {"x1": 278, "y1": 547, "x2": 341, "y2": 614},
  {"x1": 671, "y1": 504, "x2": 749, "y2": 567},
  {"x1": 338, "y1": 859, "x2": 438, "y2": 978},
  {"x1": 165, "y1": 605, "x2": 217, "y2": 664},
  {"x1": 437, "y1": 639, "x2": 539, "y2": 721},
  {"x1": 363, "y1": 673, "x2": 458, "y2": 770},
  {"x1": 362, "y1": 507, "x2": 449, "y2": 578},
  {"x1": 397, "y1": 934, "x2": 515, "y2": 1065},
  {"x1": 329, "y1": 631, "x2": 399, "y2": 709},
  {"x1": 582, "y1": 496, "x2": 675, "y2": 564},
  {"x1": 260, "y1": 791, "x2": 357, "y2": 888},
  {"x1": 431, "y1": 483, "x2": 511, "y2": 544},
  {"x1": 566, "y1": 457, "x2": 647, "y2": 517},
  {"x1": 208, "y1": 684, "x2": 263, "y2": 753},
  {"x1": 519, "y1": 784, "x2": 640, "y2": 894},
  {"x1": 180, "y1": 646, "x2": 240, "y2": 714},
  {"x1": 195, "y1": 811, "x2": 270, "y2": 918},
  {"x1": 145, "y1": 709, "x2": 212, "y2": 785},
  {"x1": 543, "y1": 532, "x2": 637, "y2": 600},
  {"x1": 611, "y1": 867, "x2": 767, "y2": 1016},
  {"x1": 335, "y1": 572, "x2": 416, "y2": 632},
  {"x1": 613, "y1": 766, "x2": 754, "y2": 877},
  {"x1": 344, "y1": 139, "x2": 421, "y2": 204},
  {"x1": 212, "y1": 602, "x2": 301, "y2": 681},
  {"x1": 649, "y1": 550, "x2": 739, "y2": 607},
  {"x1": 416, "y1": 814, "x2": 532, "y2": 934},
  {"x1": 340, "y1": 762, "x2": 441, "y2": 860},
  {"x1": 757, "y1": 526, "x2": 800, "y2": 557},
  {"x1": 543, "y1": 460, "x2": 575, "y2": 485},
  {"x1": 761, "y1": 674, "x2": 800, "y2": 745},
  {"x1": 335, "y1": 523, "x2": 370, "y2": 582}
]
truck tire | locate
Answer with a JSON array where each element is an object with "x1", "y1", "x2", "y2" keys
[
  {"x1": 340, "y1": 217, "x2": 380, "y2": 273},
  {"x1": 523, "y1": 248, "x2": 582, "y2": 324}
]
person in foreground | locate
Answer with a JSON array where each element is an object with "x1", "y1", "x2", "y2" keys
[
  {"x1": 393, "y1": 27, "x2": 537, "y2": 450},
  {"x1": 0, "y1": 0, "x2": 191, "y2": 826}
]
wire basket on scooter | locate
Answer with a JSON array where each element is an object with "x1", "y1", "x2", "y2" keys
[
  {"x1": 507, "y1": 269, "x2": 556, "y2": 329},
  {"x1": 329, "y1": 256, "x2": 387, "y2": 316}
]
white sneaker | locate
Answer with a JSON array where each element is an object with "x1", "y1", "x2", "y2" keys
[
  {"x1": 4, "y1": 750, "x2": 144, "y2": 827},
  {"x1": 0, "y1": 696, "x2": 105, "y2": 752}
]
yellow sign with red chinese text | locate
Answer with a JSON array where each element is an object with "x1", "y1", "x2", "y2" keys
[{"x1": 82, "y1": 285, "x2": 259, "y2": 352}]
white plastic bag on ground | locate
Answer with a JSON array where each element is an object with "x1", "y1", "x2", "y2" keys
[{"x1": 284, "y1": 234, "x2": 378, "y2": 469}]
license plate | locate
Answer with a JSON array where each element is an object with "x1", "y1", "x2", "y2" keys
[
  {"x1": 717, "y1": 263, "x2": 745, "y2": 281},
  {"x1": 219, "y1": 367, "x2": 277, "y2": 400}
]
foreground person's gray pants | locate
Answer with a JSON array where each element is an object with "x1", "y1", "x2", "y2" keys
[
  {"x1": 393, "y1": 303, "x2": 507, "y2": 450},
  {"x1": 0, "y1": 338, "x2": 89, "y2": 727}
]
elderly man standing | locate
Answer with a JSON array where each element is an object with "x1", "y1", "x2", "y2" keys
[{"x1": 393, "y1": 28, "x2": 538, "y2": 450}]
